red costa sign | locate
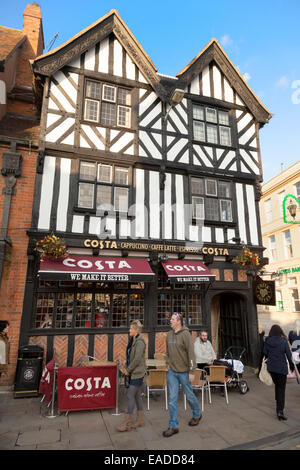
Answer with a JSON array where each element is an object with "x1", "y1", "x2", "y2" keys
[
  {"x1": 161, "y1": 260, "x2": 215, "y2": 283},
  {"x1": 39, "y1": 256, "x2": 154, "y2": 282},
  {"x1": 57, "y1": 365, "x2": 117, "y2": 412}
]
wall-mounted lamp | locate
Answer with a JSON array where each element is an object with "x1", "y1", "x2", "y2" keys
[
  {"x1": 287, "y1": 199, "x2": 298, "y2": 219},
  {"x1": 228, "y1": 237, "x2": 241, "y2": 244},
  {"x1": 164, "y1": 88, "x2": 185, "y2": 121}
]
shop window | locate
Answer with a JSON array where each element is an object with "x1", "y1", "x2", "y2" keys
[
  {"x1": 291, "y1": 289, "x2": 300, "y2": 312},
  {"x1": 157, "y1": 293, "x2": 172, "y2": 325},
  {"x1": 78, "y1": 161, "x2": 130, "y2": 212},
  {"x1": 276, "y1": 290, "x2": 283, "y2": 311},
  {"x1": 33, "y1": 283, "x2": 144, "y2": 330},
  {"x1": 35, "y1": 293, "x2": 55, "y2": 328},
  {"x1": 192, "y1": 105, "x2": 231, "y2": 146},
  {"x1": 94, "y1": 293, "x2": 110, "y2": 328},
  {"x1": 191, "y1": 177, "x2": 232, "y2": 222},
  {"x1": 112, "y1": 293, "x2": 128, "y2": 328},
  {"x1": 156, "y1": 266, "x2": 203, "y2": 326},
  {"x1": 129, "y1": 293, "x2": 144, "y2": 324},
  {"x1": 56, "y1": 293, "x2": 74, "y2": 328},
  {"x1": 84, "y1": 80, "x2": 131, "y2": 128},
  {"x1": 75, "y1": 293, "x2": 92, "y2": 328},
  {"x1": 188, "y1": 294, "x2": 202, "y2": 325}
]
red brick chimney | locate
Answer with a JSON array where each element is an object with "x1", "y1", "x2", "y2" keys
[{"x1": 16, "y1": 3, "x2": 44, "y2": 87}]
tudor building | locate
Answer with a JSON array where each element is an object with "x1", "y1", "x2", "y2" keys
[{"x1": 19, "y1": 10, "x2": 272, "y2": 368}]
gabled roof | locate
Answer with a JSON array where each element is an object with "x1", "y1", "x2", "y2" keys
[
  {"x1": 32, "y1": 10, "x2": 272, "y2": 122},
  {"x1": 176, "y1": 38, "x2": 272, "y2": 124},
  {"x1": 0, "y1": 26, "x2": 25, "y2": 61},
  {"x1": 32, "y1": 10, "x2": 167, "y2": 101}
]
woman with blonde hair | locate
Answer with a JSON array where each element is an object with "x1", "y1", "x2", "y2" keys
[{"x1": 117, "y1": 320, "x2": 146, "y2": 432}]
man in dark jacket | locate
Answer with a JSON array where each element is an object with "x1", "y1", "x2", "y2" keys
[
  {"x1": 163, "y1": 313, "x2": 201, "y2": 437},
  {"x1": 263, "y1": 324, "x2": 294, "y2": 421}
]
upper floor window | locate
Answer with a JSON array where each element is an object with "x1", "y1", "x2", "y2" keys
[
  {"x1": 191, "y1": 177, "x2": 232, "y2": 222},
  {"x1": 78, "y1": 161, "x2": 130, "y2": 212},
  {"x1": 84, "y1": 80, "x2": 132, "y2": 128},
  {"x1": 264, "y1": 199, "x2": 272, "y2": 223},
  {"x1": 296, "y1": 182, "x2": 300, "y2": 199},
  {"x1": 269, "y1": 234, "x2": 277, "y2": 261},
  {"x1": 192, "y1": 105, "x2": 231, "y2": 146},
  {"x1": 283, "y1": 229, "x2": 293, "y2": 258}
]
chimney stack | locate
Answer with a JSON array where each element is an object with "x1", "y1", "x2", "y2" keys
[{"x1": 16, "y1": 3, "x2": 44, "y2": 87}]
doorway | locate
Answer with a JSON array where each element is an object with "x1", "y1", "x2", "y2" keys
[{"x1": 211, "y1": 293, "x2": 249, "y2": 363}]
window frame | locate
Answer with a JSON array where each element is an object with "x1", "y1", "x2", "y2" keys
[
  {"x1": 190, "y1": 176, "x2": 233, "y2": 223},
  {"x1": 83, "y1": 79, "x2": 132, "y2": 129},
  {"x1": 192, "y1": 104, "x2": 232, "y2": 147},
  {"x1": 77, "y1": 160, "x2": 131, "y2": 213}
]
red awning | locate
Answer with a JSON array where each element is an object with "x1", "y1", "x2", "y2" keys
[
  {"x1": 161, "y1": 260, "x2": 215, "y2": 283},
  {"x1": 38, "y1": 256, "x2": 154, "y2": 282}
]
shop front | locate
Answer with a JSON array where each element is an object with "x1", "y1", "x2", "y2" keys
[{"x1": 19, "y1": 240, "x2": 261, "y2": 369}]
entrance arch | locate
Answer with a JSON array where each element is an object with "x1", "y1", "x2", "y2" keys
[{"x1": 210, "y1": 292, "x2": 249, "y2": 363}]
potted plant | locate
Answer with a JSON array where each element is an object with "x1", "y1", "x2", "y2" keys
[
  {"x1": 35, "y1": 234, "x2": 68, "y2": 262},
  {"x1": 233, "y1": 246, "x2": 260, "y2": 268}
]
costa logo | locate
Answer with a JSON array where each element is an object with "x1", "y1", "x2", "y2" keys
[
  {"x1": 65, "y1": 376, "x2": 111, "y2": 391},
  {"x1": 63, "y1": 258, "x2": 132, "y2": 270},
  {"x1": 165, "y1": 264, "x2": 206, "y2": 272}
]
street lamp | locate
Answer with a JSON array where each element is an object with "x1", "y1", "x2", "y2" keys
[{"x1": 287, "y1": 199, "x2": 298, "y2": 219}]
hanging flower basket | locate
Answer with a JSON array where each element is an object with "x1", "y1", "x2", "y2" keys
[
  {"x1": 233, "y1": 246, "x2": 260, "y2": 267},
  {"x1": 35, "y1": 234, "x2": 68, "y2": 262}
]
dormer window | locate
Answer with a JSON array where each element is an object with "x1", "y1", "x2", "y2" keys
[
  {"x1": 192, "y1": 105, "x2": 231, "y2": 146},
  {"x1": 84, "y1": 80, "x2": 132, "y2": 128}
]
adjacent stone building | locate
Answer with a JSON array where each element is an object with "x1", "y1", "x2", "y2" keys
[{"x1": 258, "y1": 161, "x2": 300, "y2": 334}]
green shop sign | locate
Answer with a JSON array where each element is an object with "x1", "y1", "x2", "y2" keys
[
  {"x1": 278, "y1": 266, "x2": 300, "y2": 275},
  {"x1": 283, "y1": 194, "x2": 300, "y2": 224}
]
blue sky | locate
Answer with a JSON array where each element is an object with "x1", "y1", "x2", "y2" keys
[{"x1": 3, "y1": 0, "x2": 300, "y2": 183}]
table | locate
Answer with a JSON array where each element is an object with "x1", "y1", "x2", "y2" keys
[{"x1": 146, "y1": 359, "x2": 167, "y2": 369}]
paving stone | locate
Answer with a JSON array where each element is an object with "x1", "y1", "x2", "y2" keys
[
  {"x1": 68, "y1": 430, "x2": 112, "y2": 449},
  {"x1": 0, "y1": 432, "x2": 19, "y2": 449},
  {"x1": 16, "y1": 429, "x2": 61, "y2": 446}
]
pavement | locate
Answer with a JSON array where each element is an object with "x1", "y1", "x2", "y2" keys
[{"x1": 1, "y1": 367, "x2": 300, "y2": 452}]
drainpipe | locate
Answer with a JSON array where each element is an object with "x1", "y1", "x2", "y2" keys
[{"x1": 0, "y1": 140, "x2": 23, "y2": 286}]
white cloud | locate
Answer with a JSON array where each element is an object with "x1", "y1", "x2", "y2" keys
[
  {"x1": 243, "y1": 72, "x2": 251, "y2": 82},
  {"x1": 220, "y1": 34, "x2": 233, "y2": 47},
  {"x1": 276, "y1": 76, "x2": 290, "y2": 88}
]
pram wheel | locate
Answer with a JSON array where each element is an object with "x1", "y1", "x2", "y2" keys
[{"x1": 238, "y1": 380, "x2": 248, "y2": 394}]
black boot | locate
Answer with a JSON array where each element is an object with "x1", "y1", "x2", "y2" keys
[{"x1": 277, "y1": 410, "x2": 287, "y2": 421}]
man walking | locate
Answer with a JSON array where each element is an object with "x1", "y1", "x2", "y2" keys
[{"x1": 163, "y1": 313, "x2": 202, "y2": 437}]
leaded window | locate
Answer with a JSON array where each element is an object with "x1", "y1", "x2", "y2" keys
[
  {"x1": 191, "y1": 177, "x2": 232, "y2": 222},
  {"x1": 78, "y1": 161, "x2": 130, "y2": 212},
  {"x1": 192, "y1": 105, "x2": 232, "y2": 146},
  {"x1": 84, "y1": 80, "x2": 131, "y2": 128},
  {"x1": 33, "y1": 282, "x2": 144, "y2": 329}
]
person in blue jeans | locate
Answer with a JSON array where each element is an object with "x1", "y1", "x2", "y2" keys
[{"x1": 163, "y1": 313, "x2": 202, "y2": 437}]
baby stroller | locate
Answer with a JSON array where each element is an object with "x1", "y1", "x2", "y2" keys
[{"x1": 215, "y1": 346, "x2": 249, "y2": 394}]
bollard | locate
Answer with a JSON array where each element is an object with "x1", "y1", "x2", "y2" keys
[
  {"x1": 44, "y1": 361, "x2": 59, "y2": 419},
  {"x1": 111, "y1": 360, "x2": 122, "y2": 416}
]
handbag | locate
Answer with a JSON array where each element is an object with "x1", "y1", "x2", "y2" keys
[{"x1": 259, "y1": 358, "x2": 273, "y2": 386}]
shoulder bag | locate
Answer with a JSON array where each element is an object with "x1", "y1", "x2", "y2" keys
[{"x1": 259, "y1": 358, "x2": 273, "y2": 386}]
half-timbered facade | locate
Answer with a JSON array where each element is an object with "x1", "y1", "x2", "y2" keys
[{"x1": 20, "y1": 10, "x2": 272, "y2": 367}]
